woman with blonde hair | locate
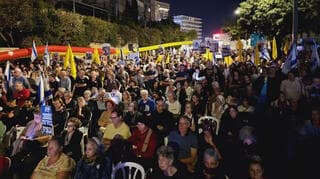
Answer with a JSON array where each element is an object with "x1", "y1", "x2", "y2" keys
[
  {"x1": 211, "y1": 95, "x2": 226, "y2": 121},
  {"x1": 31, "y1": 137, "x2": 75, "y2": 179}
]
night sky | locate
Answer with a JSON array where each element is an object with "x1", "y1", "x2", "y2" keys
[{"x1": 161, "y1": 0, "x2": 243, "y2": 37}]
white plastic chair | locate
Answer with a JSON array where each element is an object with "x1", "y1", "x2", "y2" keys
[
  {"x1": 16, "y1": 126, "x2": 25, "y2": 139},
  {"x1": 111, "y1": 162, "x2": 145, "y2": 179},
  {"x1": 198, "y1": 116, "x2": 220, "y2": 135}
]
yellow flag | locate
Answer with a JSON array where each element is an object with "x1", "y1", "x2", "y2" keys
[
  {"x1": 254, "y1": 44, "x2": 260, "y2": 66},
  {"x1": 166, "y1": 54, "x2": 170, "y2": 64},
  {"x1": 224, "y1": 56, "x2": 233, "y2": 67},
  {"x1": 203, "y1": 48, "x2": 213, "y2": 61},
  {"x1": 92, "y1": 47, "x2": 101, "y2": 65},
  {"x1": 156, "y1": 55, "x2": 163, "y2": 64},
  {"x1": 272, "y1": 37, "x2": 278, "y2": 60},
  {"x1": 208, "y1": 51, "x2": 213, "y2": 61},
  {"x1": 283, "y1": 39, "x2": 290, "y2": 55},
  {"x1": 237, "y1": 39, "x2": 243, "y2": 62},
  {"x1": 66, "y1": 45, "x2": 77, "y2": 79}
]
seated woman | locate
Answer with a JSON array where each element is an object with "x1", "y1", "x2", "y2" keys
[
  {"x1": 31, "y1": 137, "x2": 75, "y2": 179},
  {"x1": 52, "y1": 97, "x2": 68, "y2": 136},
  {"x1": 63, "y1": 91, "x2": 77, "y2": 117},
  {"x1": 123, "y1": 101, "x2": 141, "y2": 129},
  {"x1": 74, "y1": 137, "x2": 112, "y2": 179},
  {"x1": 73, "y1": 97, "x2": 91, "y2": 127},
  {"x1": 195, "y1": 148, "x2": 226, "y2": 179},
  {"x1": 151, "y1": 145, "x2": 187, "y2": 179},
  {"x1": 247, "y1": 155, "x2": 266, "y2": 179},
  {"x1": 61, "y1": 117, "x2": 83, "y2": 162},
  {"x1": 211, "y1": 95, "x2": 226, "y2": 121},
  {"x1": 128, "y1": 115, "x2": 157, "y2": 169},
  {"x1": 98, "y1": 99, "x2": 116, "y2": 130},
  {"x1": 11, "y1": 109, "x2": 51, "y2": 156}
]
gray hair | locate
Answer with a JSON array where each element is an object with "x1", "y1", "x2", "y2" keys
[
  {"x1": 204, "y1": 148, "x2": 219, "y2": 161},
  {"x1": 157, "y1": 145, "x2": 175, "y2": 161}
]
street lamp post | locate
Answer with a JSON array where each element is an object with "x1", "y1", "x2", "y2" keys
[{"x1": 73, "y1": 0, "x2": 75, "y2": 13}]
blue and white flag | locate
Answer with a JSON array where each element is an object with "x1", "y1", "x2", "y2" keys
[
  {"x1": 282, "y1": 43, "x2": 298, "y2": 74},
  {"x1": 118, "y1": 48, "x2": 125, "y2": 65},
  {"x1": 43, "y1": 42, "x2": 50, "y2": 67},
  {"x1": 31, "y1": 40, "x2": 38, "y2": 62},
  {"x1": 4, "y1": 60, "x2": 11, "y2": 89},
  {"x1": 311, "y1": 40, "x2": 320, "y2": 71},
  {"x1": 260, "y1": 44, "x2": 271, "y2": 61},
  {"x1": 128, "y1": 51, "x2": 140, "y2": 65},
  {"x1": 38, "y1": 73, "x2": 45, "y2": 106}
]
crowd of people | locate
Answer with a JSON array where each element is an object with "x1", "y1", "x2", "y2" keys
[{"x1": 0, "y1": 46, "x2": 319, "y2": 179}]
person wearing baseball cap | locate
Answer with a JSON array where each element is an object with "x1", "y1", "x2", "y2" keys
[{"x1": 128, "y1": 114, "x2": 157, "y2": 169}]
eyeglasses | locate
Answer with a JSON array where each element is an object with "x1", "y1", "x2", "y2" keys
[{"x1": 67, "y1": 125, "x2": 75, "y2": 128}]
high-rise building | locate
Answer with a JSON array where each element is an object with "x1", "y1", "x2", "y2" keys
[
  {"x1": 173, "y1": 15, "x2": 203, "y2": 40},
  {"x1": 65, "y1": 0, "x2": 170, "y2": 23},
  {"x1": 154, "y1": 1, "x2": 170, "y2": 21},
  {"x1": 137, "y1": 0, "x2": 154, "y2": 22}
]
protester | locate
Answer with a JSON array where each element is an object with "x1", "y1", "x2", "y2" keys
[
  {"x1": 151, "y1": 145, "x2": 187, "y2": 179},
  {"x1": 0, "y1": 41, "x2": 319, "y2": 179},
  {"x1": 61, "y1": 117, "x2": 83, "y2": 162},
  {"x1": 74, "y1": 137, "x2": 112, "y2": 179},
  {"x1": 31, "y1": 137, "x2": 75, "y2": 179}
]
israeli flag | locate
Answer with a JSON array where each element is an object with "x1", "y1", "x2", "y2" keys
[
  {"x1": 4, "y1": 60, "x2": 11, "y2": 89},
  {"x1": 39, "y1": 73, "x2": 45, "y2": 106},
  {"x1": 260, "y1": 44, "x2": 271, "y2": 61},
  {"x1": 43, "y1": 42, "x2": 50, "y2": 67},
  {"x1": 31, "y1": 40, "x2": 38, "y2": 62},
  {"x1": 128, "y1": 52, "x2": 140, "y2": 65},
  {"x1": 311, "y1": 40, "x2": 320, "y2": 71},
  {"x1": 282, "y1": 43, "x2": 298, "y2": 74}
]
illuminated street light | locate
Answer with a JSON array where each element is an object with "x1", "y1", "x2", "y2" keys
[{"x1": 234, "y1": 8, "x2": 240, "y2": 16}]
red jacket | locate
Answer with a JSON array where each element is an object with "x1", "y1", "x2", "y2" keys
[
  {"x1": 128, "y1": 128, "x2": 157, "y2": 159},
  {"x1": 13, "y1": 88, "x2": 30, "y2": 107}
]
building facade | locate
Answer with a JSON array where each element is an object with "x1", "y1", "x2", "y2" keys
[
  {"x1": 69, "y1": 0, "x2": 170, "y2": 22},
  {"x1": 173, "y1": 15, "x2": 203, "y2": 40},
  {"x1": 154, "y1": 1, "x2": 170, "y2": 21}
]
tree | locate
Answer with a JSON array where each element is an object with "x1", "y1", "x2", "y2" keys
[
  {"x1": 236, "y1": 0, "x2": 291, "y2": 38},
  {"x1": 0, "y1": 0, "x2": 34, "y2": 47},
  {"x1": 224, "y1": 0, "x2": 320, "y2": 41},
  {"x1": 83, "y1": 16, "x2": 119, "y2": 46},
  {"x1": 222, "y1": 18, "x2": 247, "y2": 40}
]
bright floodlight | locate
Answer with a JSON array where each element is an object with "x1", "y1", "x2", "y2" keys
[{"x1": 234, "y1": 8, "x2": 240, "y2": 15}]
